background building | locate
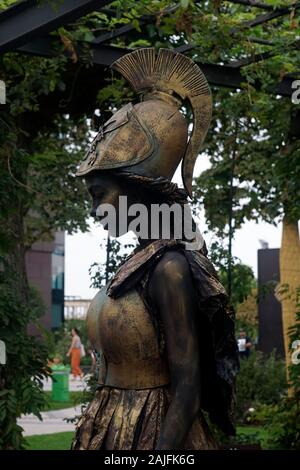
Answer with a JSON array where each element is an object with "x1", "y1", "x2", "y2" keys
[
  {"x1": 64, "y1": 297, "x2": 91, "y2": 319},
  {"x1": 26, "y1": 232, "x2": 65, "y2": 331},
  {"x1": 257, "y1": 247, "x2": 285, "y2": 357}
]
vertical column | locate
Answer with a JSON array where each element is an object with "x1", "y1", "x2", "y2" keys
[{"x1": 279, "y1": 216, "x2": 300, "y2": 385}]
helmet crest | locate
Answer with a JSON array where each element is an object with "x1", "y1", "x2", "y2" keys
[{"x1": 112, "y1": 48, "x2": 212, "y2": 197}]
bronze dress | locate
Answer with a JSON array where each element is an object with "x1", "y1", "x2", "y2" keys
[{"x1": 72, "y1": 239, "x2": 239, "y2": 450}]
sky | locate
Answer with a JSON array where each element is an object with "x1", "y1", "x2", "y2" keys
[{"x1": 65, "y1": 156, "x2": 283, "y2": 300}]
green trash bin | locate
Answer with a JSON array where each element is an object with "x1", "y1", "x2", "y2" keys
[{"x1": 51, "y1": 364, "x2": 70, "y2": 402}]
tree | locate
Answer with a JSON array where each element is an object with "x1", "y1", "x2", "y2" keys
[
  {"x1": 89, "y1": 235, "x2": 136, "y2": 289},
  {"x1": 208, "y1": 239, "x2": 256, "y2": 307},
  {"x1": 248, "y1": 294, "x2": 300, "y2": 449},
  {"x1": 0, "y1": 45, "x2": 91, "y2": 451},
  {"x1": 193, "y1": 85, "x2": 300, "y2": 376}
]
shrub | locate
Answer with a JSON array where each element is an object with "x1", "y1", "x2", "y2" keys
[
  {"x1": 0, "y1": 265, "x2": 50, "y2": 449},
  {"x1": 250, "y1": 399, "x2": 300, "y2": 450},
  {"x1": 236, "y1": 350, "x2": 287, "y2": 422},
  {"x1": 251, "y1": 292, "x2": 300, "y2": 450}
]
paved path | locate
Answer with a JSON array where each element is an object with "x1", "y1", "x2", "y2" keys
[
  {"x1": 17, "y1": 375, "x2": 92, "y2": 436},
  {"x1": 18, "y1": 406, "x2": 82, "y2": 436}
]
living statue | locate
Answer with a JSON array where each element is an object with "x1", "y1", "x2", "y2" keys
[{"x1": 72, "y1": 48, "x2": 239, "y2": 450}]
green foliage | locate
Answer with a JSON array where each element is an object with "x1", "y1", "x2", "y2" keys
[
  {"x1": 236, "y1": 350, "x2": 287, "y2": 423},
  {"x1": 194, "y1": 88, "x2": 300, "y2": 234},
  {"x1": 208, "y1": 240, "x2": 256, "y2": 308},
  {"x1": 230, "y1": 425, "x2": 270, "y2": 448},
  {"x1": 0, "y1": 13, "x2": 90, "y2": 451},
  {"x1": 0, "y1": 264, "x2": 50, "y2": 449},
  {"x1": 97, "y1": 77, "x2": 134, "y2": 111},
  {"x1": 89, "y1": 236, "x2": 136, "y2": 289},
  {"x1": 249, "y1": 289, "x2": 300, "y2": 449},
  {"x1": 2, "y1": 53, "x2": 68, "y2": 115},
  {"x1": 252, "y1": 399, "x2": 300, "y2": 450},
  {"x1": 221, "y1": 263, "x2": 255, "y2": 305},
  {"x1": 64, "y1": 373, "x2": 98, "y2": 427},
  {"x1": 0, "y1": 0, "x2": 18, "y2": 12}
]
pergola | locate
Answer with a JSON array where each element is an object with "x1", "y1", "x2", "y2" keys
[{"x1": 0, "y1": 0, "x2": 299, "y2": 134}]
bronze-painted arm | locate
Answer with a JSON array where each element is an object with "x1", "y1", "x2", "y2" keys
[{"x1": 149, "y1": 250, "x2": 201, "y2": 450}]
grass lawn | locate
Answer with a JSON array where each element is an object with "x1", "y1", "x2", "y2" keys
[
  {"x1": 43, "y1": 391, "x2": 83, "y2": 411},
  {"x1": 25, "y1": 426, "x2": 267, "y2": 450},
  {"x1": 236, "y1": 425, "x2": 268, "y2": 448},
  {"x1": 26, "y1": 432, "x2": 74, "y2": 450}
]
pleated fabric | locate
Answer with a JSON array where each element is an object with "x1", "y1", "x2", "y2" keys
[{"x1": 72, "y1": 386, "x2": 218, "y2": 450}]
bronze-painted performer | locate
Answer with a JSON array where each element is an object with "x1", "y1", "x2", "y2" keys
[{"x1": 72, "y1": 48, "x2": 239, "y2": 450}]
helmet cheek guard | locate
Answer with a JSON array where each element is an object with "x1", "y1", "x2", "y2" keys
[{"x1": 76, "y1": 104, "x2": 158, "y2": 176}]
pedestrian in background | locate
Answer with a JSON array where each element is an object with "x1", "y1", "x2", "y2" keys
[
  {"x1": 237, "y1": 329, "x2": 252, "y2": 359},
  {"x1": 67, "y1": 328, "x2": 83, "y2": 380}
]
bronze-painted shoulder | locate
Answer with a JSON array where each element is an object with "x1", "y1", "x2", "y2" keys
[
  {"x1": 107, "y1": 239, "x2": 226, "y2": 304},
  {"x1": 107, "y1": 239, "x2": 183, "y2": 298}
]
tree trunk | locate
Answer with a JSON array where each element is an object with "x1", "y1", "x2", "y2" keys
[
  {"x1": 279, "y1": 216, "x2": 300, "y2": 388},
  {"x1": 7, "y1": 202, "x2": 29, "y2": 305}
]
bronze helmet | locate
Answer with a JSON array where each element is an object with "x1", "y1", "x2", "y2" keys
[{"x1": 76, "y1": 48, "x2": 212, "y2": 197}]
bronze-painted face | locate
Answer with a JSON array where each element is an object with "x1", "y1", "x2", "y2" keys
[
  {"x1": 86, "y1": 171, "x2": 123, "y2": 219},
  {"x1": 86, "y1": 171, "x2": 140, "y2": 236}
]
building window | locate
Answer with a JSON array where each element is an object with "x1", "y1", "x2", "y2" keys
[
  {"x1": 52, "y1": 304, "x2": 63, "y2": 329},
  {"x1": 52, "y1": 245, "x2": 64, "y2": 290}
]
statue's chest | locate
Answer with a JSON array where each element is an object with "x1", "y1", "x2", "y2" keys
[
  {"x1": 87, "y1": 287, "x2": 169, "y2": 389},
  {"x1": 98, "y1": 288, "x2": 160, "y2": 363}
]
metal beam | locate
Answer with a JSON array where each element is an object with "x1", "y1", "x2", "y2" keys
[
  {"x1": 92, "y1": 16, "x2": 150, "y2": 45},
  {"x1": 16, "y1": 34, "x2": 242, "y2": 88},
  {"x1": 18, "y1": 35, "x2": 130, "y2": 66},
  {"x1": 227, "y1": 0, "x2": 277, "y2": 11},
  {"x1": 241, "y1": 1, "x2": 300, "y2": 28},
  {"x1": 0, "y1": 0, "x2": 112, "y2": 54},
  {"x1": 17, "y1": 36, "x2": 298, "y2": 96},
  {"x1": 91, "y1": 4, "x2": 178, "y2": 45},
  {"x1": 91, "y1": 43, "x2": 132, "y2": 66},
  {"x1": 175, "y1": 36, "x2": 273, "y2": 58},
  {"x1": 17, "y1": 35, "x2": 55, "y2": 57},
  {"x1": 92, "y1": 23, "x2": 141, "y2": 45},
  {"x1": 17, "y1": 36, "x2": 244, "y2": 89},
  {"x1": 231, "y1": 39, "x2": 300, "y2": 68},
  {"x1": 196, "y1": 62, "x2": 243, "y2": 89},
  {"x1": 248, "y1": 36, "x2": 274, "y2": 46},
  {"x1": 275, "y1": 74, "x2": 300, "y2": 97},
  {"x1": 229, "y1": 49, "x2": 275, "y2": 67}
]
